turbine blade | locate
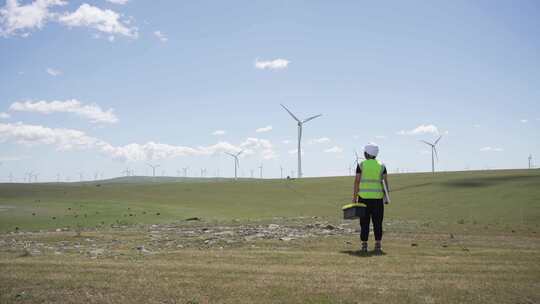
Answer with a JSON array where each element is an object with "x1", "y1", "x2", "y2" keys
[
  {"x1": 434, "y1": 146, "x2": 439, "y2": 161},
  {"x1": 280, "y1": 104, "x2": 301, "y2": 122},
  {"x1": 224, "y1": 152, "x2": 235, "y2": 157},
  {"x1": 236, "y1": 150, "x2": 244, "y2": 157},
  {"x1": 420, "y1": 140, "x2": 434, "y2": 146},
  {"x1": 434, "y1": 135, "x2": 442, "y2": 145},
  {"x1": 302, "y1": 114, "x2": 322, "y2": 124}
]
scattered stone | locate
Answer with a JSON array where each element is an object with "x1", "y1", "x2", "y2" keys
[
  {"x1": 411, "y1": 243, "x2": 418, "y2": 247},
  {"x1": 56, "y1": 228, "x2": 62, "y2": 232},
  {"x1": 268, "y1": 224, "x2": 280, "y2": 230},
  {"x1": 156, "y1": 213, "x2": 161, "y2": 216},
  {"x1": 280, "y1": 237, "x2": 293, "y2": 241},
  {"x1": 185, "y1": 217, "x2": 201, "y2": 221},
  {"x1": 323, "y1": 224, "x2": 336, "y2": 230},
  {"x1": 462, "y1": 247, "x2": 470, "y2": 252}
]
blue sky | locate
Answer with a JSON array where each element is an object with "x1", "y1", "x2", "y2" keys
[{"x1": 0, "y1": 0, "x2": 539, "y2": 181}]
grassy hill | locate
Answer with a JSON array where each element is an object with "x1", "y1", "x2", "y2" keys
[{"x1": 1, "y1": 169, "x2": 539, "y2": 232}]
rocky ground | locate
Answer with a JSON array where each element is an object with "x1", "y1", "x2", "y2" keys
[{"x1": 0, "y1": 218, "x2": 367, "y2": 259}]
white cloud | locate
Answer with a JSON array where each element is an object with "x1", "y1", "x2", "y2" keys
[
  {"x1": 254, "y1": 58, "x2": 289, "y2": 70},
  {"x1": 58, "y1": 4, "x2": 137, "y2": 38},
  {"x1": 0, "y1": 122, "x2": 278, "y2": 162},
  {"x1": 0, "y1": 122, "x2": 101, "y2": 150},
  {"x1": 153, "y1": 30, "x2": 167, "y2": 42},
  {"x1": 0, "y1": 112, "x2": 10, "y2": 119},
  {"x1": 9, "y1": 99, "x2": 118, "y2": 124},
  {"x1": 46, "y1": 67, "x2": 62, "y2": 76},
  {"x1": 239, "y1": 137, "x2": 277, "y2": 159},
  {"x1": 0, "y1": 0, "x2": 66, "y2": 37},
  {"x1": 480, "y1": 147, "x2": 503, "y2": 152},
  {"x1": 374, "y1": 135, "x2": 386, "y2": 140},
  {"x1": 309, "y1": 137, "x2": 330, "y2": 144},
  {"x1": 212, "y1": 130, "x2": 226, "y2": 136},
  {"x1": 397, "y1": 124, "x2": 439, "y2": 136},
  {"x1": 106, "y1": 0, "x2": 129, "y2": 4},
  {"x1": 520, "y1": 119, "x2": 528, "y2": 123},
  {"x1": 282, "y1": 139, "x2": 291, "y2": 144},
  {"x1": 324, "y1": 146, "x2": 343, "y2": 153},
  {"x1": 255, "y1": 125, "x2": 272, "y2": 133}
]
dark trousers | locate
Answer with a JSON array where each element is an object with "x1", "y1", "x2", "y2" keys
[{"x1": 359, "y1": 198, "x2": 384, "y2": 242}]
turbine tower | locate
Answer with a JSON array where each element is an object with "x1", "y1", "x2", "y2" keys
[
  {"x1": 280, "y1": 166, "x2": 283, "y2": 179},
  {"x1": 258, "y1": 164, "x2": 263, "y2": 179},
  {"x1": 182, "y1": 167, "x2": 189, "y2": 177},
  {"x1": 147, "y1": 163, "x2": 160, "y2": 177},
  {"x1": 281, "y1": 104, "x2": 322, "y2": 178},
  {"x1": 225, "y1": 150, "x2": 243, "y2": 180},
  {"x1": 421, "y1": 136, "x2": 442, "y2": 174},
  {"x1": 529, "y1": 154, "x2": 533, "y2": 169}
]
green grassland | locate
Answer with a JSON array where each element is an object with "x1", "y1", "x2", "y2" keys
[
  {"x1": 1, "y1": 169, "x2": 539, "y2": 303},
  {"x1": 1, "y1": 169, "x2": 539, "y2": 232}
]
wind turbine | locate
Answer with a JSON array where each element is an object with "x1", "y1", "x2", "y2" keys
[
  {"x1": 280, "y1": 166, "x2": 283, "y2": 179},
  {"x1": 258, "y1": 164, "x2": 263, "y2": 179},
  {"x1": 225, "y1": 150, "x2": 243, "y2": 180},
  {"x1": 147, "y1": 163, "x2": 160, "y2": 177},
  {"x1": 182, "y1": 167, "x2": 189, "y2": 177},
  {"x1": 420, "y1": 136, "x2": 442, "y2": 174},
  {"x1": 529, "y1": 154, "x2": 533, "y2": 169},
  {"x1": 281, "y1": 104, "x2": 322, "y2": 178}
]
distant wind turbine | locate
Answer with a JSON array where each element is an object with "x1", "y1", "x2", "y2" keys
[
  {"x1": 421, "y1": 136, "x2": 442, "y2": 174},
  {"x1": 529, "y1": 154, "x2": 533, "y2": 169},
  {"x1": 281, "y1": 104, "x2": 322, "y2": 178},
  {"x1": 147, "y1": 163, "x2": 160, "y2": 177},
  {"x1": 258, "y1": 164, "x2": 263, "y2": 179},
  {"x1": 225, "y1": 150, "x2": 243, "y2": 180}
]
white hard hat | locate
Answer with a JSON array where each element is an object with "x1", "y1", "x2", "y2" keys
[{"x1": 364, "y1": 143, "x2": 379, "y2": 157}]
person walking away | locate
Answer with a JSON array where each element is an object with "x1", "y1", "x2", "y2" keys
[{"x1": 352, "y1": 143, "x2": 390, "y2": 255}]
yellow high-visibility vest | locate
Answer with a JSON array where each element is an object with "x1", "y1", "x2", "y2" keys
[{"x1": 358, "y1": 159, "x2": 385, "y2": 199}]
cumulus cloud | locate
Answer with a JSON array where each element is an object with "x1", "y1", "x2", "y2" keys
[
  {"x1": 46, "y1": 67, "x2": 62, "y2": 76},
  {"x1": 153, "y1": 30, "x2": 167, "y2": 42},
  {"x1": 9, "y1": 99, "x2": 118, "y2": 124},
  {"x1": 239, "y1": 137, "x2": 277, "y2": 159},
  {"x1": 0, "y1": 122, "x2": 278, "y2": 162},
  {"x1": 324, "y1": 146, "x2": 343, "y2": 153},
  {"x1": 254, "y1": 58, "x2": 289, "y2": 70},
  {"x1": 0, "y1": 122, "x2": 101, "y2": 150},
  {"x1": 255, "y1": 125, "x2": 272, "y2": 133},
  {"x1": 397, "y1": 124, "x2": 439, "y2": 135},
  {"x1": 58, "y1": 4, "x2": 137, "y2": 38},
  {"x1": 106, "y1": 0, "x2": 129, "y2": 4},
  {"x1": 0, "y1": 112, "x2": 10, "y2": 119},
  {"x1": 0, "y1": 0, "x2": 66, "y2": 37},
  {"x1": 309, "y1": 137, "x2": 330, "y2": 144},
  {"x1": 212, "y1": 130, "x2": 226, "y2": 136},
  {"x1": 480, "y1": 147, "x2": 503, "y2": 152}
]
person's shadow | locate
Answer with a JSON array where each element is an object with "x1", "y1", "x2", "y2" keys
[{"x1": 339, "y1": 250, "x2": 386, "y2": 257}]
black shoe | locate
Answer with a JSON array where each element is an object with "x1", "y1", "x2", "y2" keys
[
  {"x1": 360, "y1": 242, "x2": 368, "y2": 254},
  {"x1": 373, "y1": 243, "x2": 383, "y2": 255}
]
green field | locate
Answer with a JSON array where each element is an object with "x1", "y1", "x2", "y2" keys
[
  {"x1": 1, "y1": 169, "x2": 539, "y2": 232},
  {"x1": 1, "y1": 169, "x2": 539, "y2": 303}
]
